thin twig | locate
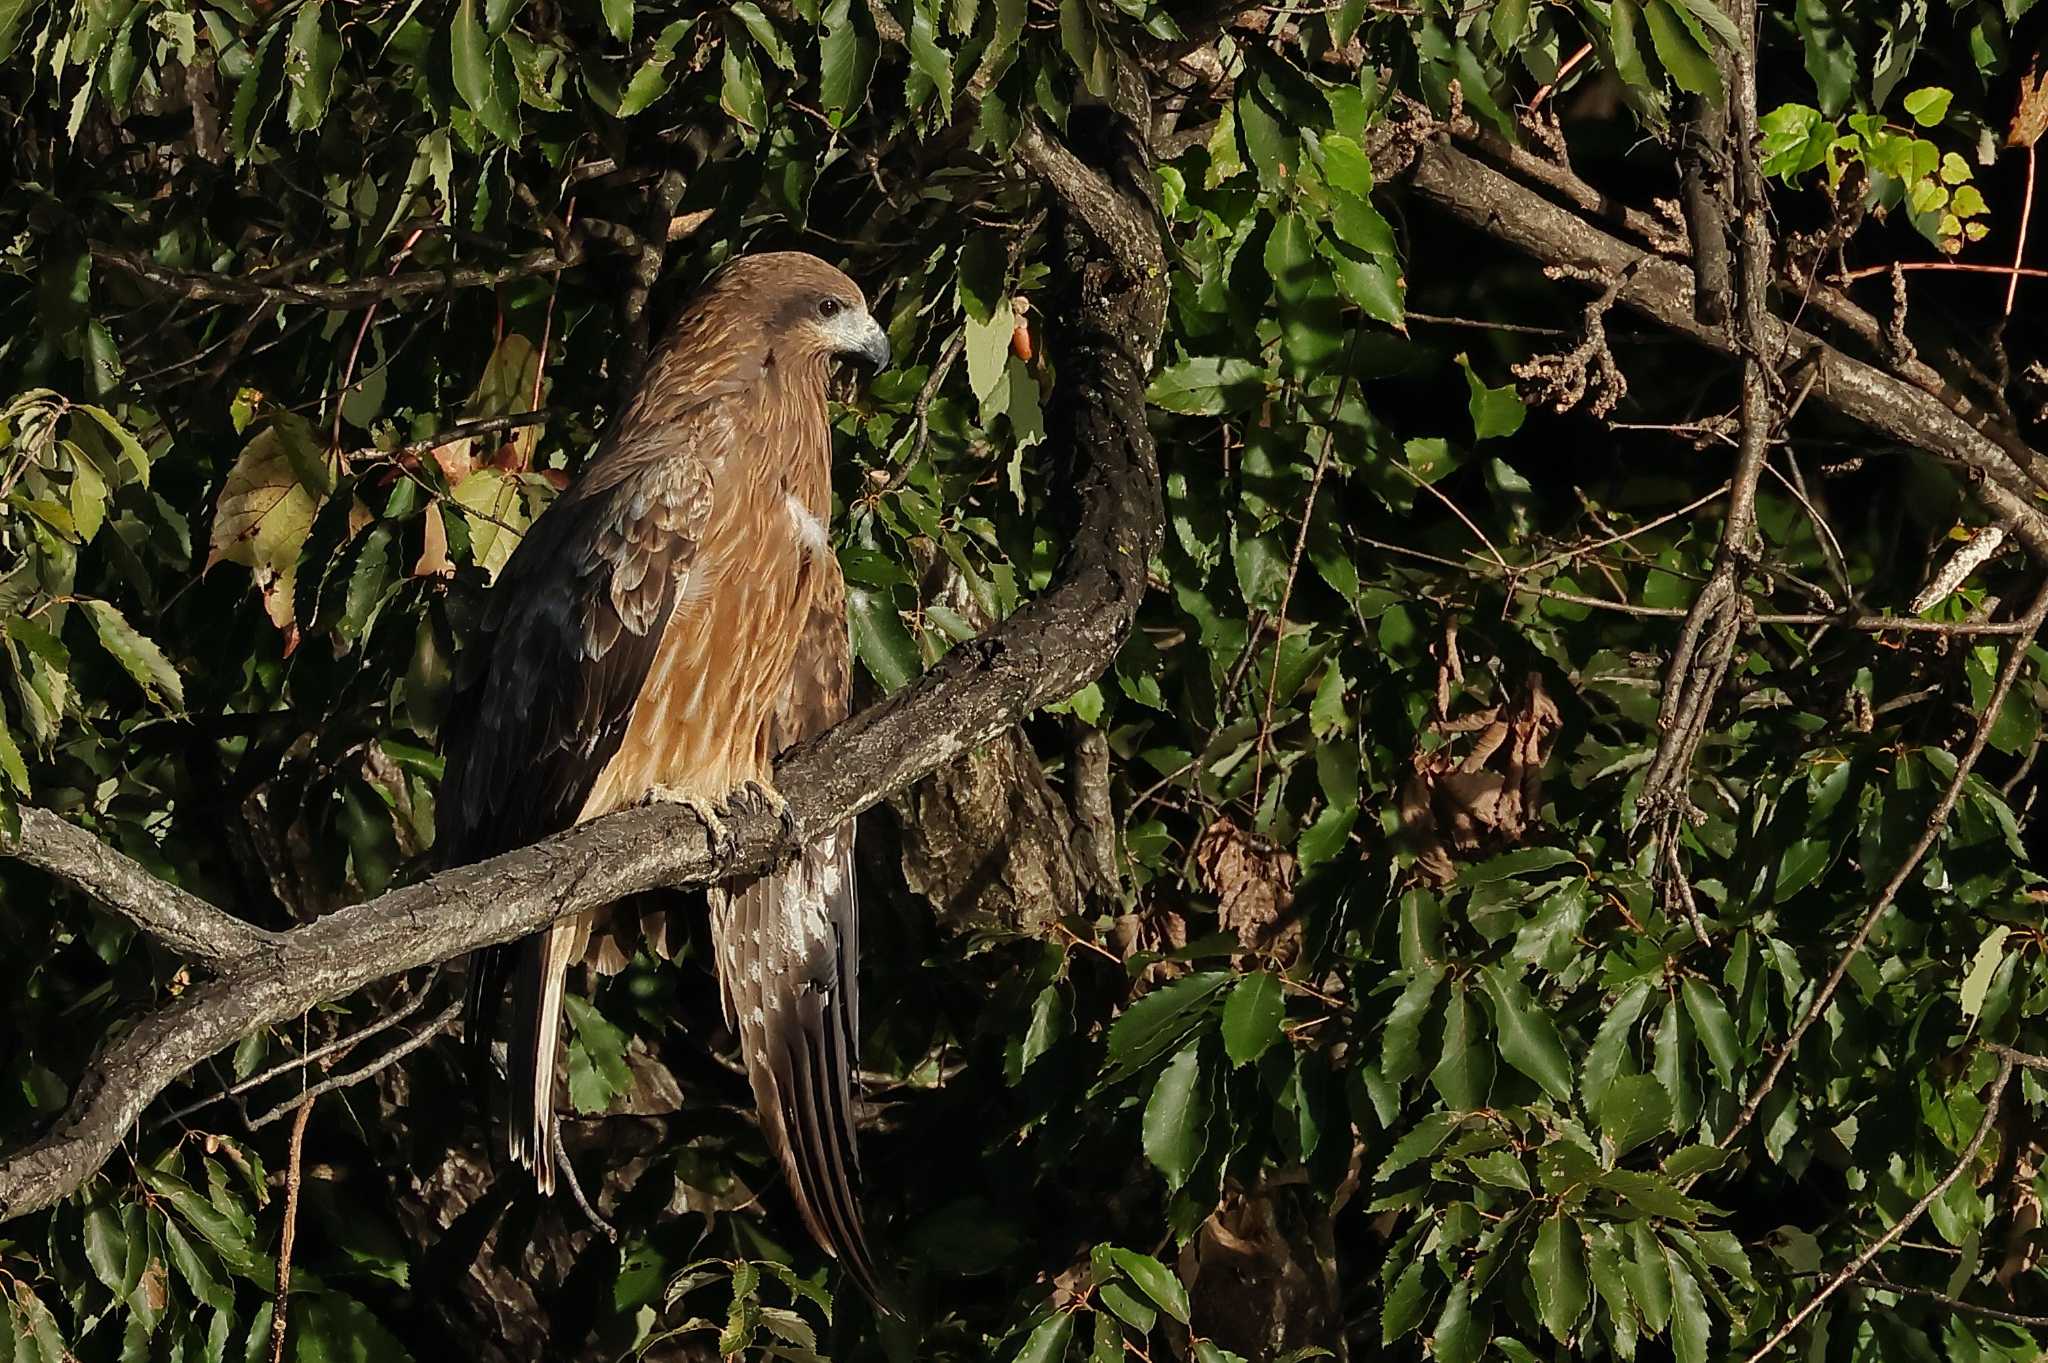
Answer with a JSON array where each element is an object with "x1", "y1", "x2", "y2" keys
[
  {"x1": 1527, "y1": 42, "x2": 1594, "y2": 114},
  {"x1": 1252, "y1": 332, "x2": 1362, "y2": 807},
  {"x1": 1741, "y1": 1053, "x2": 2014, "y2": 1362},
  {"x1": 552, "y1": 1118, "x2": 618, "y2": 1242},
  {"x1": 1722, "y1": 580, "x2": 2048, "y2": 1149},
  {"x1": 153, "y1": 976, "x2": 440, "y2": 1128},
  {"x1": 269, "y1": 1098, "x2": 314, "y2": 1363},
  {"x1": 1865, "y1": 1276, "x2": 2048, "y2": 1329},
  {"x1": 93, "y1": 242, "x2": 581, "y2": 309},
  {"x1": 331, "y1": 227, "x2": 428, "y2": 451},
  {"x1": 2008, "y1": 145, "x2": 2038, "y2": 317},
  {"x1": 246, "y1": 995, "x2": 461, "y2": 1129},
  {"x1": 1841, "y1": 261, "x2": 2048, "y2": 282}
]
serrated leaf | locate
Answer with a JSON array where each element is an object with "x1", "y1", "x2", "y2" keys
[
  {"x1": 1221, "y1": 971, "x2": 1284, "y2": 1066},
  {"x1": 1381, "y1": 965, "x2": 1442, "y2": 1084},
  {"x1": 1597, "y1": 1073, "x2": 1674, "y2": 1156},
  {"x1": 1642, "y1": 0, "x2": 1721, "y2": 98},
  {"x1": 1096, "y1": 1282, "x2": 1153, "y2": 1334},
  {"x1": 1903, "y1": 86, "x2": 1951, "y2": 126},
  {"x1": 1376, "y1": 1111, "x2": 1459, "y2": 1181},
  {"x1": 1666, "y1": 1251, "x2": 1710, "y2": 1363},
  {"x1": 451, "y1": 0, "x2": 519, "y2": 141},
  {"x1": 84, "y1": 600, "x2": 183, "y2": 711},
  {"x1": 1100, "y1": 971, "x2": 1230, "y2": 1086},
  {"x1": 1479, "y1": 965, "x2": 1574, "y2": 1103},
  {"x1": 1142, "y1": 1042, "x2": 1209, "y2": 1189},
  {"x1": 1678, "y1": 979, "x2": 1740, "y2": 1087},
  {"x1": 284, "y1": 1, "x2": 341, "y2": 132},
  {"x1": 1533, "y1": 1214, "x2": 1591, "y2": 1342},
  {"x1": 0, "y1": 720, "x2": 26, "y2": 797},
  {"x1": 1624, "y1": 1223, "x2": 1672, "y2": 1333},
  {"x1": 1429, "y1": 981, "x2": 1494, "y2": 1109},
  {"x1": 1381, "y1": 1257, "x2": 1433, "y2": 1342}
]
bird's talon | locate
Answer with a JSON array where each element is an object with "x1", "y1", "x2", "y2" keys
[
  {"x1": 645, "y1": 786, "x2": 735, "y2": 858},
  {"x1": 729, "y1": 780, "x2": 795, "y2": 838}
]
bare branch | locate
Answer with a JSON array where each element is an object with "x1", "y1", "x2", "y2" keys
[
  {"x1": 0, "y1": 117, "x2": 1168, "y2": 1224},
  {"x1": 1406, "y1": 139, "x2": 2048, "y2": 562},
  {"x1": 5, "y1": 807, "x2": 284, "y2": 969},
  {"x1": 245, "y1": 994, "x2": 461, "y2": 1130}
]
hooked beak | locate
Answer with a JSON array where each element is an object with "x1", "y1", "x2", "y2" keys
[{"x1": 826, "y1": 308, "x2": 892, "y2": 372}]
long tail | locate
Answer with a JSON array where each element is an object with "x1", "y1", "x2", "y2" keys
[
  {"x1": 713, "y1": 826, "x2": 889, "y2": 1307},
  {"x1": 505, "y1": 916, "x2": 583, "y2": 1193}
]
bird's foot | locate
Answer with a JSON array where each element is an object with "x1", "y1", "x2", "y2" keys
[
  {"x1": 644, "y1": 785, "x2": 737, "y2": 859},
  {"x1": 726, "y1": 779, "x2": 797, "y2": 840}
]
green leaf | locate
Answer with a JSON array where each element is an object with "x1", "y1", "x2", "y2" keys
[
  {"x1": 847, "y1": 586, "x2": 918, "y2": 693},
  {"x1": 1096, "y1": 1282, "x2": 1154, "y2": 1334},
  {"x1": 1666, "y1": 1252, "x2": 1711, "y2": 1363},
  {"x1": 600, "y1": 0, "x2": 631, "y2": 42},
  {"x1": 1430, "y1": 1281, "x2": 1486, "y2": 1363},
  {"x1": 1381, "y1": 966, "x2": 1442, "y2": 1084},
  {"x1": 1625, "y1": 1224, "x2": 1672, "y2": 1333},
  {"x1": 451, "y1": 0, "x2": 519, "y2": 142},
  {"x1": 1460, "y1": 354, "x2": 1527, "y2": 441},
  {"x1": 84, "y1": 599, "x2": 184, "y2": 711},
  {"x1": 284, "y1": 1, "x2": 341, "y2": 132},
  {"x1": 562, "y1": 994, "x2": 631, "y2": 1115},
  {"x1": 1101, "y1": 972, "x2": 1231, "y2": 1086},
  {"x1": 1221, "y1": 971, "x2": 1285, "y2": 1066},
  {"x1": 1598, "y1": 1073, "x2": 1674, "y2": 1156},
  {"x1": 1679, "y1": 979, "x2": 1740, "y2": 1087},
  {"x1": 1479, "y1": 965, "x2": 1575, "y2": 1103},
  {"x1": 730, "y1": 2, "x2": 794, "y2": 71},
  {"x1": 818, "y1": 0, "x2": 876, "y2": 118},
  {"x1": 0, "y1": 719, "x2": 26, "y2": 797},
  {"x1": 1147, "y1": 357, "x2": 1269, "y2": 416},
  {"x1": 720, "y1": 42, "x2": 767, "y2": 131},
  {"x1": 1643, "y1": 0, "x2": 1721, "y2": 99},
  {"x1": 1106, "y1": 1249, "x2": 1190, "y2": 1325},
  {"x1": 1141, "y1": 1042, "x2": 1209, "y2": 1189},
  {"x1": 1583, "y1": 980, "x2": 1652, "y2": 1112},
  {"x1": 1381, "y1": 1258, "x2": 1433, "y2": 1342},
  {"x1": 905, "y1": 2, "x2": 953, "y2": 119},
  {"x1": 1903, "y1": 86, "x2": 1952, "y2": 126},
  {"x1": 1377, "y1": 1111, "x2": 1459, "y2": 1181},
  {"x1": 1429, "y1": 982, "x2": 1494, "y2": 1110},
  {"x1": 1533, "y1": 1215, "x2": 1590, "y2": 1342}
]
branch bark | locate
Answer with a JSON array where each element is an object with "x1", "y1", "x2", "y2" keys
[
  {"x1": 1406, "y1": 137, "x2": 2048, "y2": 563},
  {"x1": 0, "y1": 119, "x2": 1167, "y2": 1223}
]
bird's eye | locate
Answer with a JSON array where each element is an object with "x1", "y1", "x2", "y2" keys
[{"x1": 817, "y1": 297, "x2": 844, "y2": 319}]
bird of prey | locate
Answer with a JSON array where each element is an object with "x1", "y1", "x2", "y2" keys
[{"x1": 437, "y1": 252, "x2": 890, "y2": 1298}]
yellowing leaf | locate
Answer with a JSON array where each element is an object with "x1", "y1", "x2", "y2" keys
[
  {"x1": 1960, "y1": 925, "x2": 2011, "y2": 1025},
  {"x1": 208, "y1": 421, "x2": 329, "y2": 631}
]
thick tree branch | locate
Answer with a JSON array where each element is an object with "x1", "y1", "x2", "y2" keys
[
  {"x1": 0, "y1": 123, "x2": 1167, "y2": 1223},
  {"x1": 7, "y1": 806, "x2": 284, "y2": 967},
  {"x1": 1406, "y1": 139, "x2": 2048, "y2": 563}
]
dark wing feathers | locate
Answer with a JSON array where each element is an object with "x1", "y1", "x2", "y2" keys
[{"x1": 442, "y1": 416, "x2": 718, "y2": 1134}]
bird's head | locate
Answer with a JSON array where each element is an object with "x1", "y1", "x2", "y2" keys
[{"x1": 710, "y1": 251, "x2": 891, "y2": 378}]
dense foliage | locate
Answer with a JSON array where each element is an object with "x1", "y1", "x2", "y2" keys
[{"x1": 4, "y1": 0, "x2": 2048, "y2": 1359}]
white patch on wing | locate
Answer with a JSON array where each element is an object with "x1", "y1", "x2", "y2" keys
[{"x1": 785, "y1": 492, "x2": 829, "y2": 557}]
